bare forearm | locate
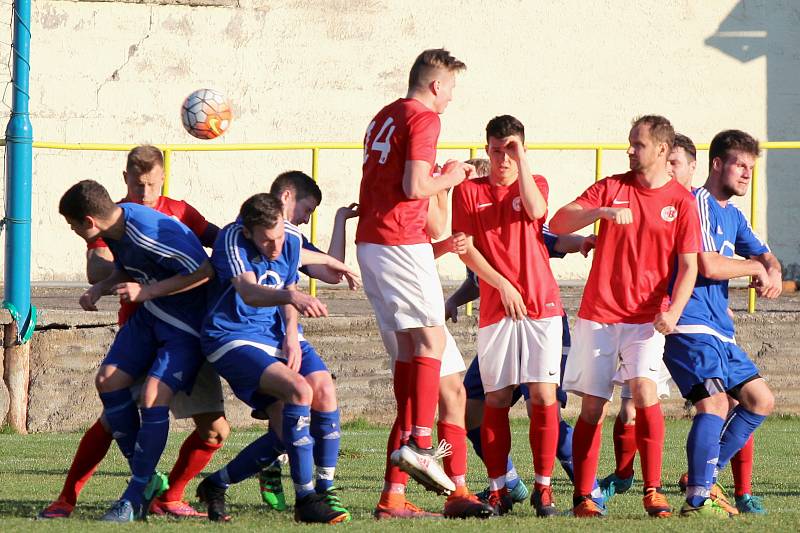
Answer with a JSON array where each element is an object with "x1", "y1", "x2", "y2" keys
[
  {"x1": 144, "y1": 262, "x2": 214, "y2": 299},
  {"x1": 700, "y1": 253, "x2": 764, "y2": 281},
  {"x1": 447, "y1": 278, "x2": 480, "y2": 308},
  {"x1": 553, "y1": 233, "x2": 586, "y2": 254},
  {"x1": 517, "y1": 166, "x2": 547, "y2": 220},
  {"x1": 327, "y1": 216, "x2": 348, "y2": 262},
  {"x1": 668, "y1": 256, "x2": 698, "y2": 316},
  {"x1": 549, "y1": 204, "x2": 605, "y2": 234},
  {"x1": 460, "y1": 245, "x2": 506, "y2": 291}
]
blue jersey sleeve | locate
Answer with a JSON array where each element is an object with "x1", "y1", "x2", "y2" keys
[
  {"x1": 695, "y1": 190, "x2": 720, "y2": 253},
  {"x1": 210, "y1": 223, "x2": 256, "y2": 281},
  {"x1": 542, "y1": 224, "x2": 565, "y2": 259},
  {"x1": 283, "y1": 222, "x2": 302, "y2": 287},
  {"x1": 148, "y1": 219, "x2": 208, "y2": 276},
  {"x1": 733, "y1": 205, "x2": 770, "y2": 258},
  {"x1": 299, "y1": 235, "x2": 324, "y2": 277}
]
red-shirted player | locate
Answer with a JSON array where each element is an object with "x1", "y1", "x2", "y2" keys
[
  {"x1": 39, "y1": 146, "x2": 227, "y2": 519},
  {"x1": 356, "y1": 49, "x2": 490, "y2": 519},
  {"x1": 452, "y1": 115, "x2": 564, "y2": 517},
  {"x1": 549, "y1": 116, "x2": 700, "y2": 518}
]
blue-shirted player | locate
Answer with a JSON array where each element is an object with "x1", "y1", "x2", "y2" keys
[
  {"x1": 59, "y1": 180, "x2": 214, "y2": 522},
  {"x1": 195, "y1": 193, "x2": 351, "y2": 525},
  {"x1": 663, "y1": 130, "x2": 781, "y2": 517},
  {"x1": 447, "y1": 225, "x2": 605, "y2": 506}
]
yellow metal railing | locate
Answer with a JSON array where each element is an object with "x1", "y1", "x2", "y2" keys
[{"x1": 6, "y1": 139, "x2": 800, "y2": 311}]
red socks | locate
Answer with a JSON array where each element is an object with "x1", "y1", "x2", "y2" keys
[
  {"x1": 481, "y1": 405, "x2": 511, "y2": 480},
  {"x1": 635, "y1": 403, "x2": 665, "y2": 489},
  {"x1": 572, "y1": 417, "x2": 603, "y2": 497},
  {"x1": 529, "y1": 402, "x2": 559, "y2": 484},
  {"x1": 613, "y1": 417, "x2": 637, "y2": 479},
  {"x1": 162, "y1": 430, "x2": 223, "y2": 502},
  {"x1": 732, "y1": 434, "x2": 755, "y2": 496},
  {"x1": 385, "y1": 360, "x2": 412, "y2": 487},
  {"x1": 58, "y1": 419, "x2": 114, "y2": 505},
  {"x1": 438, "y1": 421, "x2": 467, "y2": 486},
  {"x1": 410, "y1": 356, "x2": 441, "y2": 449}
]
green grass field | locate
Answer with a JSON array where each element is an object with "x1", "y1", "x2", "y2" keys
[{"x1": 1, "y1": 418, "x2": 799, "y2": 531}]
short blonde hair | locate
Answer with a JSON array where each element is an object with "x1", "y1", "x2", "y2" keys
[{"x1": 408, "y1": 48, "x2": 466, "y2": 91}]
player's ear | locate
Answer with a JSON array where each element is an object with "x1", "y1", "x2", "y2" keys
[
  {"x1": 711, "y1": 156, "x2": 722, "y2": 173},
  {"x1": 484, "y1": 144, "x2": 489, "y2": 157},
  {"x1": 431, "y1": 79, "x2": 440, "y2": 95},
  {"x1": 241, "y1": 225, "x2": 252, "y2": 240},
  {"x1": 122, "y1": 170, "x2": 128, "y2": 183}
]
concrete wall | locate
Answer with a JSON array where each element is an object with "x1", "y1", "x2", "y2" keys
[{"x1": 1, "y1": 0, "x2": 798, "y2": 281}]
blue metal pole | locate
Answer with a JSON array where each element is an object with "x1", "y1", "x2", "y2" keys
[{"x1": 3, "y1": 0, "x2": 34, "y2": 342}]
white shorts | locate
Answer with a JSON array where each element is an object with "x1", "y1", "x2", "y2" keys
[
  {"x1": 380, "y1": 326, "x2": 467, "y2": 378},
  {"x1": 563, "y1": 318, "x2": 666, "y2": 400},
  {"x1": 620, "y1": 361, "x2": 673, "y2": 400},
  {"x1": 357, "y1": 242, "x2": 445, "y2": 331},
  {"x1": 170, "y1": 362, "x2": 226, "y2": 419},
  {"x1": 477, "y1": 316, "x2": 563, "y2": 393}
]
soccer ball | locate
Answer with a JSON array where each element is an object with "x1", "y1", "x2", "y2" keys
[{"x1": 181, "y1": 88, "x2": 232, "y2": 139}]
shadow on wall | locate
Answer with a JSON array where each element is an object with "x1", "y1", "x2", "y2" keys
[{"x1": 706, "y1": 1, "x2": 800, "y2": 281}]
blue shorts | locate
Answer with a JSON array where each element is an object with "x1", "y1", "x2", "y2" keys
[
  {"x1": 104, "y1": 305, "x2": 203, "y2": 393},
  {"x1": 207, "y1": 339, "x2": 327, "y2": 410},
  {"x1": 664, "y1": 333, "x2": 759, "y2": 400}
]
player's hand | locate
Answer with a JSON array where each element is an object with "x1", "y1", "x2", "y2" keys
[
  {"x1": 653, "y1": 309, "x2": 679, "y2": 335},
  {"x1": 290, "y1": 291, "x2": 328, "y2": 318},
  {"x1": 445, "y1": 297, "x2": 459, "y2": 323},
  {"x1": 329, "y1": 262, "x2": 361, "y2": 290},
  {"x1": 504, "y1": 138, "x2": 526, "y2": 161},
  {"x1": 79, "y1": 284, "x2": 103, "y2": 311},
  {"x1": 282, "y1": 335, "x2": 302, "y2": 372},
  {"x1": 448, "y1": 232, "x2": 468, "y2": 255},
  {"x1": 600, "y1": 207, "x2": 633, "y2": 225},
  {"x1": 580, "y1": 234, "x2": 597, "y2": 257},
  {"x1": 751, "y1": 267, "x2": 782, "y2": 299},
  {"x1": 440, "y1": 159, "x2": 469, "y2": 186},
  {"x1": 727, "y1": 307, "x2": 735, "y2": 319},
  {"x1": 114, "y1": 282, "x2": 149, "y2": 303},
  {"x1": 335, "y1": 203, "x2": 359, "y2": 220},
  {"x1": 498, "y1": 279, "x2": 527, "y2": 320}
]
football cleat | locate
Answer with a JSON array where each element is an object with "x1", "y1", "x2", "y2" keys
[
  {"x1": 643, "y1": 487, "x2": 672, "y2": 518},
  {"x1": 374, "y1": 497, "x2": 442, "y2": 520},
  {"x1": 599, "y1": 472, "x2": 634, "y2": 501},
  {"x1": 258, "y1": 463, "x2": 287, "y2": 511},
  {"x1": 392, "y1": 439, "x2": 455, "y2": 495},
  {"x1": 477, "y1": 478, "x2": 530, "y2": 504},
  {"x1": 196, "y1": 477, "x2": 231, "y2": 522},
  {"x1": 99, "y1": 499, "x2": 137, "y2": 522},
  {"x1": 571, "y1": 496, "x2": 607, "y2": 518},
  {"x1": 735, "y1": 493, "x2": 766, "y2": 515},
  {"x1": 443, "y1": 487, "x2": 495, "y2": 519},
  {"x1": 38, "y1": 498, "x2": 74, "y2": 519},
  {"x1": 321, "y1": 487, "x2": 351, "y2": 521},
  {"x1": 531, "y1": 485, "x2": 558, "y2": 517},
  {"x1": 150, "y1": 498, "x2": 207, "y2": 518},
  {"x1": 679, "y1": 498, "x2": 731, "y2": 518},
  {"x1": 294, "y1": 492, "x2": 350, "y2": 524},
  {"x1": 486, "y1": 488, "x2": 513, "y2": 516},
  {"x1": 139, "y1": 471, "x2": 169, "y2": 521}
]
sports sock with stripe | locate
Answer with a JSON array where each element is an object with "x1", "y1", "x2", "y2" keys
[
  {"x1": 99, "y1": 389, "x2": 140, "y2": 465},
  {"x1": 685, "y1": 412, "x2": 725, "y2": 507},
  {"x1": 282, "y1": 403, "x2": 315, "y2": 499},
  {"x1": 311, "y1": 408, "x2": 341, "y2": 493},
  {"x1": 123, "y1": 405, "x2": 170, "y2": 507},
  {"x1": 717, "y1": 406, "x2": 766, "y2": 472},
  {"x1": 208, "y1": 430, "x2": 281, "y2": 487}
]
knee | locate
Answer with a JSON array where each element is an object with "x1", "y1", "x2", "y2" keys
[
  {"x1": 580, "y1": 399, "x2": 607, "y2": 424},
  {"x1": 618, "y1": 399, "x2": 636, "y2": 424},
  {"x1": 195, "y1": 415, "x2": 230, "y2": 445},
  {"x1": 527, "y1": 384, "x2": 556, "y2": 406},
  {"x1": 95, "y1": 368, "x2": 120, "y2": 393},
  {"x1": 439, "y1": 378, "x2": 466, "y2": 413},
  {"x1": 310, "y1": 375, "x2": 337, "y2": 411},
  {"x1": 744, "y1": 389, "x2": 774, "y2": 416},
  {"x1": 290, "y1": 375, "x2": 314, "y2": 406}
]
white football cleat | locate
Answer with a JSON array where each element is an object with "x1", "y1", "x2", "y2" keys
[{"x1": 394, "y1": 439, "x2": 455, "y2": 496}]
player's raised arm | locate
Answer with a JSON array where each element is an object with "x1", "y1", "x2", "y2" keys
[
  {"x1": 300, "y1": 248, "x2": 361, "y2": 290},
  {"x1": 507, "y1": 139, "x2": 546, "y2": 220},
  {"x1": 403, "y1": 159, "x2": 470, "y2": 200},
  {"x1": 327, "y1": 203, "x2": 359, "y2": 262}
]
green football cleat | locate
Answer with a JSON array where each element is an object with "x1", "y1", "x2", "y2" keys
[
  {"x1": 258, "y1": 464, "x2": 287, "y2": 511},
  {"x1": 509, "y1": 479, "x2": 530, "y2": 503},
  {"x1": 321, "y1": 487, "x2": 351, "y2": 522},
  {"x1": 735, "y1": 493, "x2": 766, "y2": 515},
  {"x1": 679, "y1": 498, "x2": 731, "y2": 518},
  {"x1": 599, "y1": 473, "x2": 633, "y2": 501},
  {"x1": 140, "y1": 471, "x2": 170, "y2": 519}
]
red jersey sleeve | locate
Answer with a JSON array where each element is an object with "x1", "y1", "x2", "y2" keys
[
  {"x1": 451, "y1": 182, "x2": 475, "y2": 236},
  {"x1": 87, "y1": 237, "x2": 108, "y2": 250},
  {"x1": 179, "y1": 201, "x2": 210, "y2": 237},
  {"x1": 574, "y1": 178, "x2": 609, "y2": 210},
  {"x1": 675, "y1": 194, "x2": 702, "y2": 254},
  {"x1": 406, "y1": 111, "x2": 440, "y2": 163}
]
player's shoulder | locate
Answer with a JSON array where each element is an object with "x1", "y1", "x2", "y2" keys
[
  {"x1": 605, "y1": 171, "x2": 634, "y2": 183},
  {"x1": 283, "y1": 220, "x2": 303, "y2": 250},
  {"x1": 156, "y1": 196, "x2": 189, "y2": 214}
]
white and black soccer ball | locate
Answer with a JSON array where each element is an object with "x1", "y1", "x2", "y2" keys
[{"x1": 181, "y1": 88, "x2": 232, "y2": 140}]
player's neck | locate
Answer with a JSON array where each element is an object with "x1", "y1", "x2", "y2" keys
[
  {"x1": 702, "y1": 179, "x2": 732, "y2": 207},
  {"x1": 635, "y1": 165, "x2": 670, "y2": 189},
  {"x1": 405, "y1": 89, "x2": 436, "y2": 113},
  {"x1": 99, "y1": 207, "x2": 126, "y2": 241},
  {"x1": 489, "y1": 171, "x2": 517, "y2": 187}
]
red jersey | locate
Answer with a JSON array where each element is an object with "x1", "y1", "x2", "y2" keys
[
  {"x1": 356, "y1": 98, "x2": 440, "y2": 245},
  {"x1": 86, "y1": 196, "x2": 210, "y2": 325},
  {"x1": 575, "y1": 172, "x2": 701, "y2": 324},
  {"x1": 452, "y1": 175, "x2": 563, "y2": 328}
]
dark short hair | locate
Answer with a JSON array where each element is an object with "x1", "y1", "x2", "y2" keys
[
  {"x1": 708, "y1": 129, "x2": 760, "y2": 171},
  {"x1": 239, "y1": 193, "x2": 283, "y2": 232},
  {"x1": 408, "y1": 48, "x2": 466, "y2": 91},
  {"x1": 486, "y1": 115, "x2": 525, "y2": 144},
  {"x1": 631, "y1": 115, "x2": 675, "y2": 151},
  {"x1": 465, "y1": 158, "x2": 490, "y2": 177},
  {"x1": 672, "y1": 133, "x2": 697, "y2": 162},
  {"x1": 270, "y1": 170, "x2": 322, "y2": 205},
  {"x1": 59, "y1": 180, "x2": 116, "y2": 221},
  {"x1": 126, "y1": 145, "x2": 164, "y2": 176}
]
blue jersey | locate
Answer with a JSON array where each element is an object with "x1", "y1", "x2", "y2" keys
[
  {"x1": 675, "y1": 187, "x2": 769, "y2": 339},
  {"x1": 299, "y1": 235, "x2": 322, "y2": 277},
  {"x1": 105, "y1": 203, "x2": 209, "y2": 335},
  {"x1": 202, "y1": 219, "x2": 302, "y2": 349}
]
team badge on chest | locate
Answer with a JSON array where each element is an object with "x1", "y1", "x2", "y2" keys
[
  {"x1": 660, "y1": 205, "x2": 677, "y2": 222},
  {"x1": 512, "y1": 196, "x2": 522, "y2": 212}
]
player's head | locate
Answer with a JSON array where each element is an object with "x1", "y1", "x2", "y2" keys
[
  {"x1": 269, "y1": 170, "x2": 322, "y2": 226},
  {"x1": 407, "y1": 48, "x2": 466, "y2": 114},
  {"x1": 485, "y1": 115, "x2": 525, "y2": 182},
  {"x1": 668, "y1": 133, "x2": 697, "y2": 190},
  {"x1": 240, "y1": 193, "x2": 285, "y2": 261},
  {"x1": 708, "y1": 129, "x2": 760, "y2": 198},
  {"x1": 59, "y1": 180, "x2": 117, "y2": 243},
  {"x1": 627, "y1": 115, "x2": 674, "y2": 173},
  {"x1": 123, "y1": 145, "x2": 164, "y2": 208},
  {"x1": 465, "y1": 158, "x2": 490, "y2": 178}
]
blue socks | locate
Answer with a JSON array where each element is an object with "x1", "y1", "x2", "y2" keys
[
  {"x1": 467, "y1": 426, "x2": 483, "y2": 459},
  {"x1": 717, "y1": 406, "x2": 766, "y2": 471},
  {"x1": 685, "y1": 413, "x2": 725, "y2": 507},
  {"x1": 99, "y1": 389, "x2": 140, "y2": 465},
  {"x1": 209, "y1": 430, "x2": 282, "y2": 487},
  {"x1": 122, "y1": 405, "x2": 169, "y2": 506},
  {"x1": 283, "y1": 403, "x2": 315, "y2": 499},
  {"x1": 310, "y1": 409, "x2": 340, "y2": 493},
  {"x1": 557, "y1": 419, "x2": 575, "y2": 481}
]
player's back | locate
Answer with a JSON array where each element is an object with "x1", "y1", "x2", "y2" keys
[{"x1": 357, "y1": 98, "x2": 440, "y2": 246}]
